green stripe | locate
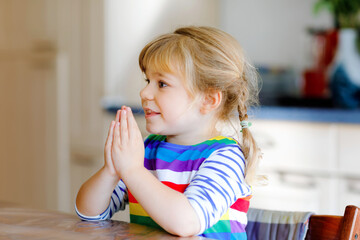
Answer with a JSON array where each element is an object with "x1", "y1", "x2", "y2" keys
[
  {"x1": 202, "y1": 137, "x2": 237, "y2": 146},
  {"x1": 147, "y1": 134, "x2": 166, "y2": 142},
  {"x1": 203, "y1": 220, "x2": 231, "y2": 233},
  {"x1": 148, "y1": 134, "x2": 237, "y2": 146},
  {"x1": 130, "y1": 215, "x2": 162, "y2": 230}
]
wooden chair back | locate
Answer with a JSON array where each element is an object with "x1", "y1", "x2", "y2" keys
[{"x1": 305, "y1": 205, "x2": 360, "y2": 240}]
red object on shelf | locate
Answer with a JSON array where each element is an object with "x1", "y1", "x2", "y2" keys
[
  {"x1": 303, "y1": 29, "x2": 338, "y2": 97},
  {"x1": 318, "y1": 30, "x2": 338, "y2": 69},
  {"x1": 303, "y1": 69, "x2": 327, "y2": 97}
]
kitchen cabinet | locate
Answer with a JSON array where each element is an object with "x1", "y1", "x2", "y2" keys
[
  {"x1": 338, "y1": 177, "x2": 360, "y2": 211},
  {"x1": 0, "y1": 0, "x2": 65, "y2": 211},
  {"x1": 251, "y1": 120, "x2": 338, "y2": 172},
  {"x1": 0, "y1": 0, "x2": 106, "y2": 213},
  {"x1": 338, "y1": 125, "x2": 360, "y2": 174},
  {"x1": 250, "y1": 119, "x2": 360, "y2": 215}
]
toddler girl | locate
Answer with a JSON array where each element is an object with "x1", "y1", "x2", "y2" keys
[{"x1": 75, "y1": 26, "x2": 262, "y2": 240}]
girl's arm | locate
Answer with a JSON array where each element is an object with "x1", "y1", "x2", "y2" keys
[
  {"x1": 112, "y1": 107, "x2": 200, "y2": 237},
  {"x1": 75, "y1": 165, "x2": 120, "y2": 216},
  {"x1": 123, "y1": 167, "x2": 200, "y2": 237},
  {"x1": 76, "y1": 111, "x2": 122, "y2": 217}
]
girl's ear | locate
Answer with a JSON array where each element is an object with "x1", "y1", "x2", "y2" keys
[{"x1": 200, "y1": 90, "x2": 222, "y2": 114}]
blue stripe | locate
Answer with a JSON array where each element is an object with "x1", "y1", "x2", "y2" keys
[
  {"x1": 216, "y1": 154, "x2": 244, "y2": 182},
  {"x1": 200, "y1": 171, "x2": 232, "y2": 206},
  {"x1": 113, "y1": 189, "x2": 120, "y2": 201},
  {"x1": 100, "y1": 205, "x2": 110, "y2": 219},
  {"x1": 146, "y1": 138, "x2": 234, "y2": 153},
  {"x1": 228, "y1": 148, "x2": 245, "y2": 164},
  {"x1": 146, "y1": 149, "x2": 216, "y2": 162},
  {"x1": 218, "y1": 151, "x2": 245, "y2": 174},
  {"x1": 157, "y1": 149, "x2": 203, "y2": 161},
  {"x1": 109, "y1": 208, "x2": 113, "y2": 218},
  {"x1": 113, "y1": 190, "x2": 122, "y2": 210},
  {"x1": 197, "y1": 175, "x2": 229, "y2": 209},
  {"x1": 111, "y1": 196, "x2": 118, "y2": 211},
  {"x1": 118, "y1": 185, "x2": 126, "y2": 193},
  {"x1": 203, "y1": 166, "x2": 235, "y2": 203},
  {"x1": 218, "y1": 147, "x2": 245, "y2": 165},
  {"x1": 76, "y1": 205, "x2": 111, "y2": 221},
  {"x1": 200, "y1": 232, "x2": 247, "y2": 240},
  {"x1": 205, "y1": 159, "x2": 243, "y2": 186},
  {"x1": 192, "y1": 181, "x2": 219, "y2": 224}
]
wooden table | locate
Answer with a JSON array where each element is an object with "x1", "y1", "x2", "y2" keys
[{"x1": 0, "y1": 202, "x2": 210, "y2": 240}]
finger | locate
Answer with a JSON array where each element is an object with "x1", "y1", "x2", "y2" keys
[
  {"x1": 115, "y1": 109, "x2": 121, "y2": 122},
  {"x1": 120, "y1": 108, "x2": 129, "y2": 143},
  {"x1": 113, "y1": 121, "x2": 121, "y2": 148},
  {"x1": 105, "y1": 121, "x2": 115, "y2": 155},
  {"x1": 105, "y1": 121, "x2": 114, "y2": 145},
  {"x1": 127, "y1": 107, "x2": 139, "y2": 139},
  {"x1": 111, "y1": 122, "x2": 121, "y2": 171}
]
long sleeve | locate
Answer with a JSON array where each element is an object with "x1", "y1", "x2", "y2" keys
[
  {"x1": 75, "y1": 180, "x2": 128, "y2": 221},
  {"x1": 184, "y1": 145, "x2": 251, "y2": 233}
]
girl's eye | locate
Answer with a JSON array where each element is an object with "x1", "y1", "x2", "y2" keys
[
  {"x1": 145, "y1": 78, "x2": 150, "y2": 84},
  {"x1": 158, "y1": 81, "x2": 168, "y2": 88}
]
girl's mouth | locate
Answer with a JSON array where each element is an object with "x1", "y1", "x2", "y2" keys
[{"x1": 144, "y1": 109, "x2": 160, "y2": 119}]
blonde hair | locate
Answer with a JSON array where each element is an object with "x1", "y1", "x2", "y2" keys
[{"x1": 139, "y1": 26, "x2": 263, "y2": 185}]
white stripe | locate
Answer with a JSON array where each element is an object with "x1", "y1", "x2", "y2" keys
[
  {"x1": 75, "y1": 203, "x2": 109, "y2": 221},
  {"x1": 149, "y1": 169, "x2": 197, "y2": 184},
  {"x1": 229, "y1": 208, "x2": 248, "y2": 224},
  {"x1": 113, "y1": 185, "x2": 126, "y2": 210}
]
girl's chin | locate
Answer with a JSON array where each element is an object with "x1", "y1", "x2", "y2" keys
[
  {"x1": 146, "y1": 127, "x2": 170, "y2": 136},
  {"x1": 146, "y1": 126, "x2": 162, "y2": 135}
]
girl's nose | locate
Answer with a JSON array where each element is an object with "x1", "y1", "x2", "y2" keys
[{"x1": 140, "y1": 84, "x2": 153, "y2": 100}]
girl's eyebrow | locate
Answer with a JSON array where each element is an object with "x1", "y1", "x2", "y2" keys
[
  {"x1": 146, "y1": 71, "x2": 162, "y2": 78},
  {"x1": 154, "y1": 72, "x2": 166, "y2": 78},
  {"x1": 153, "y1": 72, "x2": 172, "y2": 81},
  {"x1": 148, "y1": 71, "x2": 178, "y2": 83}
]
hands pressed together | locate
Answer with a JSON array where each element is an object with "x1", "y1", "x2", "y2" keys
[
  {"x1": 104, "y1": 106, "x2": 145, "y2": 180},
  {"x1": 77, "y1": 106, "x2": 200, "y2": 236}
]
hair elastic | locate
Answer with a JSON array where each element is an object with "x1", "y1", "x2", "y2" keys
[{"x1": 240, "y1": 121, "x2": 252, "y2": 132}]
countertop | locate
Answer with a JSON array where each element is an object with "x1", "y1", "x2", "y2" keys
[
  {"x1": 249, "y1": 106, "x2": 360, "y2": 124},
  {"x1": 103, "y1": 91, "x2": 360, "y2": 124},
  {"x1": 0, "y1": 202, "x2": 208, "y2": 240},
  {"x1": 103, "y1": 104, "x2": 360, "y2": 124}
]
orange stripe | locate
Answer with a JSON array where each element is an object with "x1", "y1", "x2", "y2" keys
[{"x1": 230, "y1": 196, "x2": 252, "y2": 212}]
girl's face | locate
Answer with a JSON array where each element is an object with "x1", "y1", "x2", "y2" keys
[{"x1": 140, "y1": 68, "x2": 206, "y2": 143}]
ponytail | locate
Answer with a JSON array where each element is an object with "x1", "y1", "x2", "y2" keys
[{"x1": 238, "y1": 108, "x2": 264, "y2": 185}]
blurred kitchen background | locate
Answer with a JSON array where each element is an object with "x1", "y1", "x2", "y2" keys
[{"x1": 1, "y1": 0, "x2": 360, "y2": 222}]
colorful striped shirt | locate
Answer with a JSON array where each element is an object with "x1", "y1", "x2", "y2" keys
[{"x1": 76, "y1": 134, "x2": 251, "y2": 240}]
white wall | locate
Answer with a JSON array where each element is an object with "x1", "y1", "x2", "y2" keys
[
  {"x1": 220, "y1": 0, "x2": 333, "y2": 70},
  {"x1": 105, "y1": 0, "x2": 220, "y2": 105},
  {"x1": 105, "y1": 0, "x2": 334, "y2": 104}
]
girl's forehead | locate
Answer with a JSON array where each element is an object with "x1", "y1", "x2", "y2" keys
[
  {"x1": 145, "y1": 63, "x2": 183, "y2": 79},
  {"x1": 145, "y1": 57, "x2": 180, "y2": 72},
  {"x1": 145, "y1": 69, "x2": 184, "y2": 84}
]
